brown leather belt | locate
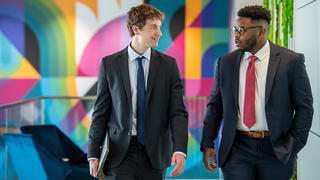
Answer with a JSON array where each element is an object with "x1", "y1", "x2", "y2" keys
[{"x1": 238, "y1": 130, "x2": 270, "y2": 138}]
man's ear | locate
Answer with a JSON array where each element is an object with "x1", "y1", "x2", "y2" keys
[
  {"x1": 259, "y1": 27, "x2": 267, "y2": 38},
  {"x1": 132, "y1": 25, "x2": 139, "y2": 36}
]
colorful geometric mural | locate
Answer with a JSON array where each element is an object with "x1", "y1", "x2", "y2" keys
[
  {"x1": 185, "y1": 0, "x2": 230, "y2": 96},
  {"x1": 0, "y1": 0, "x2": 230, "y2": 178}
]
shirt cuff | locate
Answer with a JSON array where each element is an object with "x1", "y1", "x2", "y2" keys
[
  {"x1": 173, "y1": 151, "x2": 186, "y2": 158},
  {"x1": 88, "y1": 157, "x2": 98, "y2": 161},
  {"x1": 89, "y1": 152, "x2": 186, "y2": 162}
]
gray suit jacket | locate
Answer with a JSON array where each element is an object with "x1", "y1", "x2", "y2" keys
[
  {"x1": 88, "y1": 47, "x2": 188, "y2": 170},
  {"x1": 201, "y1": 41, "x2": 313, "y2": 166}
]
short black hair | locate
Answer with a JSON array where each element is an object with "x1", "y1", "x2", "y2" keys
[{"x1": 237, "y1": 5, "x2": 271, "y2": 25}]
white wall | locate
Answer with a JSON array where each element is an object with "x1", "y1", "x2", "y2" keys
[{"x1": 294, "y1": 0, "x2": 320, "y2": 179}]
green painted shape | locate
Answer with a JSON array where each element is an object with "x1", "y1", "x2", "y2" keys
[
  {"x1": 187, "y1": 133, "x2": 200, "y2": 157},
  {"x1": 202, "y1": 0, "x2": 211, "y2": 8},
  {"x1": 70, "y1": 123, "x2": 89, "y2": 148},
  {"x1": 202, "y1": 28, "x2": 229, "y2": 54}
]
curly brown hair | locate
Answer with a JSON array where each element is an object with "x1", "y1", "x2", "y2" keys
[{"x1": 127, "y1": 4, "x2": 165, "y2": 37}]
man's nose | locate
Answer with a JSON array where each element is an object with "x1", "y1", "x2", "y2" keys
[
  {"x1": 234, "y1": 31, "x2": 240, "y2": 38},
  {"x1": 158, "y1": 29, "x2": 162, "y2": 36}
]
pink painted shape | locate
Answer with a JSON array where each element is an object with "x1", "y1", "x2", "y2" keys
[
  {"x1": 58, "y1": 101, "x2": 87, "y2": 134},
  {"x1": 78, "y1": 16, "x2": 131, "y2": 76},
  {"x1": 0, "y1": 79, "x2": 39, "y2": 105},
  {"x1": 0, "y1": 79, "x2": 11, "y2": 92},
  {"x1": 165, "y1": 30, "x2": 185, "y2": 78},
  {"x1": 185, "y1": 79, "x2": 214, "y2": 96},
  {"x1": 185, "y1": 98, "x2": 209, "y2": 128},
  {"x1": 172, "y1": 30, "x2": 185, "y2": 51}
]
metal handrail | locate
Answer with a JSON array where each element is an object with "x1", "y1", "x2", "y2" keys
[
  {"x1": 0, "y1": 96, "x2": 209, "y2": 109},
  {"x1": 0, "y1": 96, "x2": 97, "y2": 109}
]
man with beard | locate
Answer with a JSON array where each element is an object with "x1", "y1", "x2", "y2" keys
[{"x1": 200, "y1": 5, "x2": 313, "y2": 180}]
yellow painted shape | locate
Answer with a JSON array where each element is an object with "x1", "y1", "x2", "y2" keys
[
  {"x1": 53, "y1": 0, "x2": 98, "y2": 37},
  {"x1": 53, "y1": 0, "x2": 97, "y2": 76},
  {"x1": 185, "y1": 0, "x2": 202, "y2": 27},
  {"x1": 67, "y1": 77, "x2": 78, "y2": 97},
  {"x1": 70, "y1": 99, "x2": 79, "y2": 106},
  {"x1": 185, "y1": 28, "x2": 201, "y2": 79},
  {"x1": 11, "y1": 58, "x2": 40, "y2": 78},
  {"x1": 82, "y1": 115, "x2": 92, "y2": 130}
]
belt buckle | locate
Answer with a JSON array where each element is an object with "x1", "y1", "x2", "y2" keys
[{"x1": 254, "y1": 131, "x2": 264, "y2": 138}]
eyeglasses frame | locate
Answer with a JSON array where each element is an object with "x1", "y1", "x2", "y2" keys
[{"x1": 232, "y1": 25, "x2": 263, "y2": 35}]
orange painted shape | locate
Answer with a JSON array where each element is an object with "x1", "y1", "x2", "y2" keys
[
  {"x1": 77, "y1": 0, "x2": 98, "y2": 16},
  {"x1": 82, "y1": 115, "x2": 92, "y2": 130},
  {"x1": 185, "y1": 28, "x2": 202, "y2": 79},
  {"x1": 53, "y1": 0, "x2": 98, "y2": 39},
  {"x1": 67, "y1": 77, "x2": 78, "y2": 97},
  {"x1": 11, "y1": 58, "x2": 40, "y2": 78},
  {"x1": 117, "y1": 0, "x2": 121, "y2": 7},
  {"x1": 185, "y1": 0, "x2": 202, "y2": 27}
]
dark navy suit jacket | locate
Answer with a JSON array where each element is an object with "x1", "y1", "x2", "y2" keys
[
  {"x1": 88, "y1": 47, "x2": 188, "y2": 171},
  {"x1": 201, "y1": 41, "x2": 313, "y2": 166}
]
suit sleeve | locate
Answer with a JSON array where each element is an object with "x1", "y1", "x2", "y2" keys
[
  {"x1": 291, "y1": 54, "x2": 314, "y2": 153},
  {"x1": 169, "y1": 59, "x2": 189, "y2": 155},
  {"x1": 200, "y1": 57, "x2": 224, "y2": 151},
  {"x1": 88, "y1": 58, "x2": 112, "y2": 159}
]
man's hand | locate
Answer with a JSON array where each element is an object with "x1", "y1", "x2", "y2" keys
[
  {"x1": 203, "y1": 147, "x2": 217, "y2": 172},
  {"x1": 169, "y1": 153, "x2": 185, "y2": 177},
  {"x1": 89, "y1": 159, "x2": 99, "y2": 178}
]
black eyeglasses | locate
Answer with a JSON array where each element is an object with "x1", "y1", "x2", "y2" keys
[{"x1": 232, "y1": 26, "x2": 262, "y2": 35}]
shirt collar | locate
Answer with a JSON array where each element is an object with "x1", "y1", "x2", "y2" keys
[
  {"x1": 128, "y1": 43, "x2": 151, "y2": 63},
  {"x1": 243, "y1": 40, "x2": 269, "y2": 62}
]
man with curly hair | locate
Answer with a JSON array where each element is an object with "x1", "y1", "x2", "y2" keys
[
  {"x1": 88, "y1": 4, "x2": 188, "y2": 180},
  {"x1": 201, "y1": 5, "x2": 313, "y2": 180}
]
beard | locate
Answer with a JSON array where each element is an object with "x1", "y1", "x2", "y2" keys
[{"x1": 239, "y1": 35, "x2": 258, "y2": 53}]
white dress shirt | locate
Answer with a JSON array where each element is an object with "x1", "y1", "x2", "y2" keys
[
  {"x1": 127, "y1": 44, "x2": 151, "y2": 135},
  {"x1": 237, "y1": 41, "x2": 270, "y2": 131},
  {"x1": 128, "y1": 44, "x2": 186, "y2": 158}
]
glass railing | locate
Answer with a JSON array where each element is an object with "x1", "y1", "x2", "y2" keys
[
  {"x1": 0, "y1": 96, "x2": 96, "y2": 180},
  {"x1": 0, "y1": 96, "x2": 302, "y2": 180},
  {"x1": 0, "y1": 96, "x2": 225, "y2": 180},
  {"x1": 0, "y1": 96, "x2": 227, "y2": 180},
  {"x1": 0, "y1": 96, "x2": 96, "y2": 133}
]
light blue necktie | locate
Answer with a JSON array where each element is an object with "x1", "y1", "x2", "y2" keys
[{"x1": 136, "y1": 56, "x2": 145, "y2": 145}]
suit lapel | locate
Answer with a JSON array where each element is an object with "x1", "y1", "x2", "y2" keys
[
  {"x1": 146, "y1": 49, "x2": 161, "y2": 104},
  {"x1": 117, "y1": 47, "x2": 132, "y2": 109},
  {"x1": 232, "y1": 50, "x2": 243, "y2": 110},
  {"x1": 265, "y1": 42, "x2": 281, "y2": 104}
]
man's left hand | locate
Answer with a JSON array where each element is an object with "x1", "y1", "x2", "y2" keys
[{"x1": 169, "y1": 153, "x2": 185, "y2": 177}]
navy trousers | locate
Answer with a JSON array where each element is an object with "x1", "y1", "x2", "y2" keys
[
  {"x1": 104, "y1": 137, "x2": 166, "y2": 180},
  {"x1": 221, "y1": 131, "x2": 296, "y2": 180}
]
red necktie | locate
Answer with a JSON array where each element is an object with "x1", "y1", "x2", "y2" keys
[{"x1": 244, "y1": 55, "x2": 257, "y2": 129}]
